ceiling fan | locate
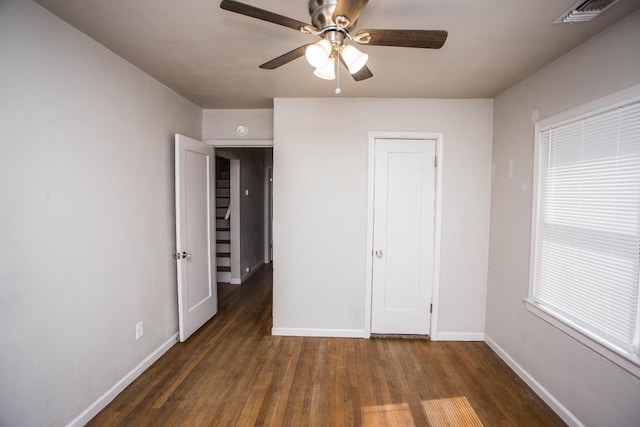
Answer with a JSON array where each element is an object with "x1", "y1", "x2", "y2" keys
[{"x1": 220, "y1": 0, "x2": 448, "y2": 83}]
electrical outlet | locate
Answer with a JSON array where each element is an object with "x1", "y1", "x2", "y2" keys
[{"x1": 136, "y1": 321, "x2": 144, "y2": 340}]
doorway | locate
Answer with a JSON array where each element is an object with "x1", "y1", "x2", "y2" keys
[{"x1": 212, "y1": 146, "x2": 273, "y2": 286}]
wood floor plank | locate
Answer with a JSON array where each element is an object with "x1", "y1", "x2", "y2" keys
[
  {"x1": 256, "y1": 337, "x2": 301, "y2": 425},
  {"x1": 88, "y1": 264, "x2": 566, "y2": 427},
  {"x1": 362, "y1": 402, "x2": 416, "y2": 427}
]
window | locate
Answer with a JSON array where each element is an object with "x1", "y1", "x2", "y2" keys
[{"x1": 528, "y1": 88, "x2": 640, "y2": 376}]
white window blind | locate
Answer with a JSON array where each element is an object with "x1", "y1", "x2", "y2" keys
[{"x1": 532, "y1": 101, "x2": 640, "y2": 354}]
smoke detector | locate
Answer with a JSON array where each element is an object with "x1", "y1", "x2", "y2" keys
[
  {"x1": 553, "y1": 0, "x2": 621, "y2": 24},
  {"x1": 235, "y1": 124, "x2": 248, "y2": 136}
]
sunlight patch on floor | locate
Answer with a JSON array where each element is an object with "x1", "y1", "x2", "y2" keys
[
  {"x1": 361, "y1": 403, "x2": 416, "y2": 426},
  {"x1": 422, "y1": 396, "x2": 484, "y2": 426}
]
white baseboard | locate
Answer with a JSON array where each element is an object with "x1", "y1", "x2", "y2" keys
[
  {"x1": 66, "y1": 333, "x2": 179, "y2": 427},
  {"x1": 484, "y1": 335, "x2": 584, "y2": 427},
  {"x1": 272, "y1": 327, "x2": 367, "y2": 338},
  {"x1": 434, "y1": 332, "x2": 485, "y2": 341}
]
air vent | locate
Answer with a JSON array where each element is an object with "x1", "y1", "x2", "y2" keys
[{"x1": 553, "y1": 0, "x2": 621, "y2": 24}]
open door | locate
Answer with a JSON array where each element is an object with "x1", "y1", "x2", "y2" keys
[{"x1": 175, "y1": 134, "x2": 217, "y2": 342}]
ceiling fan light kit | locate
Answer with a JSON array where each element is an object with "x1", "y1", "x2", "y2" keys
[
  {"x1": 305, "y1": 39, "x2": 367, "y2": 80},
  {"x1": 341, "y1": 44, "x2": 369, "y2": 74},
  {"x1": 305, "y1": 39, "x2": 333, "y2": 69},
  {"x1": 220, "y1": 0, "x2": 448, "y2": 90},
  {"x1": 313, "y1": 57, "x2": 337, "y2": 80}
]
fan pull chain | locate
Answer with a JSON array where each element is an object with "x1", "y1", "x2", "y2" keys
[{"x1": 335, "y1": 55, "x2": 341, "y2": 95}]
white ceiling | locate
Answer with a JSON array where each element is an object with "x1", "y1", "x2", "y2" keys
[{"x1": 34, "y1": 0, "x2": 640, "y2": 109}]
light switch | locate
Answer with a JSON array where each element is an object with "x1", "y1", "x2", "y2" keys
[{"x1": 245, "y1": 189, "x2": 250, "y2": 196}]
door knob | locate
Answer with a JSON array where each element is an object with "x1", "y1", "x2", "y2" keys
[{"x1": 375, "y1": 249, "x2": 383, "y2": 259}]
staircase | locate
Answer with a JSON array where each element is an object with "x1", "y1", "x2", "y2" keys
[{"x1": 216, "y1": 157, "x2": 231, "y2": 283}]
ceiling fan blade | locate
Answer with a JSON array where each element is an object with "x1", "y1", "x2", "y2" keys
[
  {"x1": 259, "y1": 45, "x2": 311, "y2": 70},
  {"x1": 356, "y1": 29, "x2": 448, "y2": 49},
  {"x1": 333, "y1": 0, "x2": 369, "y2": 25},
  {"x1": 338, "y1": 55, "x2": 373, "y2": 81},
  {"x1": 220, "y1": 0, "x2": 310, "y2": 31},
  {"x1": 350, "y1": 65, "x2": 373, "y2": 81}
]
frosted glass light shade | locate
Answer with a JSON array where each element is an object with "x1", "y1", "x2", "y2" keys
[
  {"x1": 305, "y1": 39, "x2": 332, "y2": 69},
  {"x1": 313, "y1": 58, "x2": 336, "y2": 80},
  {"x1": 341, "y1": 44, "x2": 368, "y2": 74}
]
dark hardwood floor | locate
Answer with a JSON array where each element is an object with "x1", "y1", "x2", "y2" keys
[{"x1": 89, "y1": 264, "x2": 565, "y2": 426}]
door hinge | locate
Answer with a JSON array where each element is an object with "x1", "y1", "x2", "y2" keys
[
  {"x1": 434, "y1": 156, "x2": 438, "y2": 167},
  {"x1": 430, "y1": 304, "x2": 433, "y2": 314}
]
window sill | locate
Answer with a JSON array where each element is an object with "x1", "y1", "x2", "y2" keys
[{"x1": 524, "y1": 299, "x2": 640, "y2": 379}]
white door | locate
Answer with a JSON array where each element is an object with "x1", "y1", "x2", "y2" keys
[
  {"x1": 175, "y1": 134, "x2": 217, "y2": 342},
  {"x1": 371, "y1": 138, "x2": 436, "y2": 335}
]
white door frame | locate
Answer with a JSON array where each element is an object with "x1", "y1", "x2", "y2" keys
[
  {"x1": 229, "y1": 159, "x2": 241, "y2": 284},
  {"x1": 364, "y1": 131, "x2": 444, "y2": 339},
  {"x1": 264, "y1": 165, "x2": 273, "y2": 264}
]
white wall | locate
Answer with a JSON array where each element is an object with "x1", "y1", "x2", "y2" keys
[
  {"x1": 486, "y1": 11, "x2": 640, "y2": 427},
  {"x1": 273, "y1": 98, "x2": 493, "y2": 337},
  {"x1": 0, "y1": 1, "x2": 202, "y2": 426},
  {"x1": 203, "y1": 109, "x2": 273, "y2": 141}
]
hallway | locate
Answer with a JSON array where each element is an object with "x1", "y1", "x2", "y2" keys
[{"x1": 89, "y1": 265, "x2": 564, "y2": 426}]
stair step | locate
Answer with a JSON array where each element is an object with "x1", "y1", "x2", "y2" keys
[
  {"x1": 217, "y1": 179, "x2": 230, "y2": 188},
  {"x1": 217, "y1": 271, "x2": 231, "y2": 283},
  {"x1": 216, "y1": 243, "x2": 230, "y2": 252},
  {"x1": 217, "y1": 239, "x2": 231, "y2": 244},
  {"x1": 216, "y1": 227, "x2": 230, "y2": 231},
  {"x1": 217, "y1": 252, "x2": 231, "y2": 257},
  {"x1": 217, "y1": 266, "x2": 231, "y2": 272}
]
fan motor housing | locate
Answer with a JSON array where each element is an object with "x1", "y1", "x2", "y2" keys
[{"x1": 308, "y1": 0, "x2": 354, "y2": 32}]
